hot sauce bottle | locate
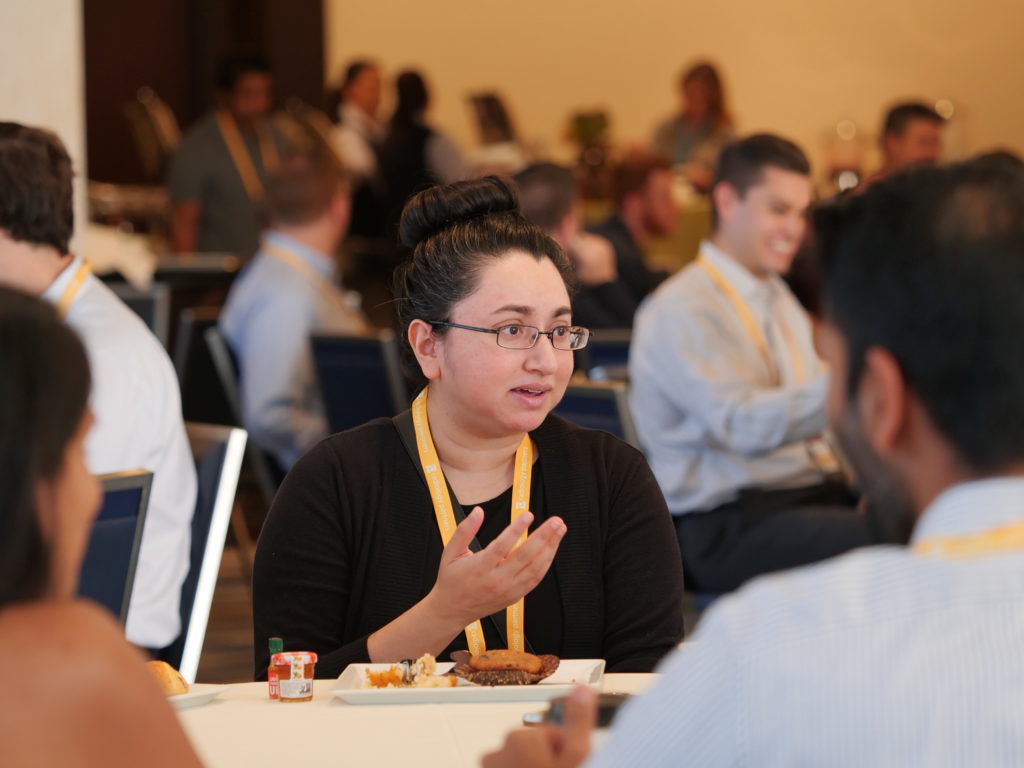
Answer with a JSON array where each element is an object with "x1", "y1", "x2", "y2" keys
[{"x1": 267, "y1": 637, "x2": 284, "y2": 699}]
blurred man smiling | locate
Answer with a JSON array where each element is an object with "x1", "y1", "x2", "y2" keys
[{"x1": 631, "y1": 134, "x2": 882, "y2": 594}]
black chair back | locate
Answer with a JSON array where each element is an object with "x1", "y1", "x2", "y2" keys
[
  {"x1": 77, "y1": 470, "x2": 153, "y2": 622},
  {"x1": 173, "y1": 307, "x2": 234, "y2": 425},
  {"x1": 577, "y1": 328, "x2": 632, "y2": 382},
  {"x1": 553, "y1": 381, "x2": 640, "y2": 448},
  {"x1": 311, "y1": 331, "x2": 409, "y2": 433},
  {"x1": 108, "y1": 281, "x2": 171, "y2": 348}
]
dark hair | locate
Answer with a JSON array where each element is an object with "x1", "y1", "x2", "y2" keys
[
  {"x1": 711, "y1": 133, "x2": 811, "y2": 227},
  {"x1": 216, "y1": 53, "x2": 272, "y2": 92},
  {"x1": 390, "y1": 70, "x2": 430, "y2": 135},
  {"x1": 610, "y1": 151, "x2": 672, "y2": 209},
  {"x1": 0, "y1": 287, "x2": 91, "y2": 606},
  {"x1": 814, "y1": 158, "x2": 1024, "y2": 472},
  {"x1": 393, "y1": 176, "x2": 575, "y2": 389},
  {"x1": 973, "y1": 149, "x2": 1024, "y2": 171},
  {"x1": 265, "y1": 148, "x2": 346, "y2": 226},
  {"x1": 680, "y1": 61, "x2": 731, "y2": 129},
  {"x1": 342, "y1": 60, "x2": 376, "y2": 93},
  {"x1": 513, "y1": 163, "x2": 577, "y2": 231},
  {"x1": 0, "y1": 122, "x2": 74, "y2": 254},
  {"x1": 882, "y1": 102, "x2": 944, "y2": 139}
]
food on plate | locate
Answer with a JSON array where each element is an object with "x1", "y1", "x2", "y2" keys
[
  {"x1": 146, "y1": 660, "x2": 189, "y2": 696},
  {"x1": 361, "y1": 653, "x2": 457, "y2": 689},
  {"x1": 450, "y1": 649, "x2": 560, "y2": 686}
]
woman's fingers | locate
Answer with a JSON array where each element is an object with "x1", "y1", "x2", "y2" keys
[
  {"x1": 440, "y1": 506, "x2": 485, "y2": 565},
  {"x1": 504, "y1": 517, "x2": 566, "y2": 587},
  {"x1": 477, "y1": 510, "x2": 536, "y2": 565}
]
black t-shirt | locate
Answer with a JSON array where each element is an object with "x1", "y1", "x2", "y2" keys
[{"x1": 458, "y1": 463, "x2": 564, "y2": 656}]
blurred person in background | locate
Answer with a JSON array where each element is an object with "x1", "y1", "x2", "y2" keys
[
  {"x1": 329, "y1": 59, "x2": 384, "y2": 187},
  {"x1": 220, "y1": 147, "x2": 370, "y2": 473},
  {"x1": 514, "y1": 162, "x2": 637, "y2": 328},
  {"x1": 378, "y1": 69, "x2": 467, "y2": 236},
  {"x1": 588, "y1": 152, "x2": 675, "y2": 306},
  {"x1": 652, "y1": 61, "x2": 735, "y2": 192},
  {"x1": 861, "y1": 101, "x2": 944, "y2": 188},
  {"x1": 630, "y1": 134, "x2": 885, "y2": 594},
  {"x1": 169, "y1": 53, "x2": 288, "y2": 259},
  {"x1": 0, "y1": 287, "x2": 203, "y2": 767},
  {"x1": 0, "y1": 122, "x2": 196, "y2": 653}
]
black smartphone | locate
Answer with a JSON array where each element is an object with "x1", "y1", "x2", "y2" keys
[{"x1": 522, "y1": 692, "x2": 632, "y2": 728}]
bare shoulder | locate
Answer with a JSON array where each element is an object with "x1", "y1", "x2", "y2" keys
[
  {"x1": 0, "y1": 599, "x2": 138, "y2": 670},
  {"x1": 0, "y1": 600, "x2": 203, "y2": 767}
]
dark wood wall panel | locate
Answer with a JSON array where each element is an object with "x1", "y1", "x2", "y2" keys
[{"x1": 84, "y1": 0, "x2": 324, "y2": 185}]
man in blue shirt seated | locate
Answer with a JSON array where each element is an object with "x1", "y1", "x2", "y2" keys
[
  {"x1": 220, "y1": 147, "x2": 369, "y2": 472},
  {"x1": 486, "y1": 157, "x2": 1024, "y2": 767},
  {"x1": 631, "y1": 134, "x2": 881, "y2": 593}
]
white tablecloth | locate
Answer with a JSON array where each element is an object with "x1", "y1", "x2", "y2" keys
[{"x1": 177, "y1": 673, "x2": 656, "y2": 767}]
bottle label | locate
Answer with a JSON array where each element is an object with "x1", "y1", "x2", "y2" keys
[{"x1": 279, "y1": 677, "x2": 312, "y2": 700}]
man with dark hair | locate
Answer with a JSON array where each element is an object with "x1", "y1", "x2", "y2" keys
[
  {"x1": 487, "y1": 156, "x2": 1024, "y2": 768},
  {"x1": 589, "y1": 152, "x2": 675, "y2": 305},
  {"x1": 220, "y1": 148, "x2": 369, "y2": 471},
  {"x1": 169, "y1": 53, "x2": 288, "y2": 258},
  {"x1": 874, "y1": 101, "x2": 944, "y2": 181},
  {"x1": 0, "y1": 122, "x2": 197, "y2": 651},
  {"x1": 513, "y1": 162, "x2": 637, "y2": 328},
  {"x1": 630, "y1": 134, "x2": 878, "y2": 593}
]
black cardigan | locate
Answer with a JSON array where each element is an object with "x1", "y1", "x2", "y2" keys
[{"x1": 252, "y1": 414, "x2": 685, "y2": 679}]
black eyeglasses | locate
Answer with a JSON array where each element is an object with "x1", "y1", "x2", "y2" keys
[{"x1": 430, "y1": 321, "x2": 591, "y2": 351}]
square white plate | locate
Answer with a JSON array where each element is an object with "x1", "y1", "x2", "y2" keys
[
  {"x1": 331, "y1": 659, "x2": 605, "y2": 704},
  {"x1": 170, "y1": 683, "x2": 227, "y2": 710}
]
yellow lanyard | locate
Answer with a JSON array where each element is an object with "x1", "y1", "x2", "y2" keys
[
  {"x1": 55, "y1": 259, "x2": 92, "y2": 318},
  {"x1": 914, "y1": 520, "x2": 1024, "y2": 559},
  {"x1": 698, "y1": 253, "x2": 843, "y2": 476},
  {"x1": 216, "y1": 110, "x2": 279, "y2": 203},
  {"x1": 697, "y1": 253, "x2": 806, "y2": 385},
  {"x1": 411, "y1": 387, "x2": 533, "y2": 654}
]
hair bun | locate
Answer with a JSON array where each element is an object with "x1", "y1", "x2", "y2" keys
[{"x1": 399, "y1": 175, "x2": 518, "y2": 248}]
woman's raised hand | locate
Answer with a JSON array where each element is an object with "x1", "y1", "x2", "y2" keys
[{"x1": 427, "y1": 507, "x2": 566, "y2": 629}]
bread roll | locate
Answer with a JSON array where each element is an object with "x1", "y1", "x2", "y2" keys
[{"x1": 146, "y1": 660, "x2": 188, "y2": 696}]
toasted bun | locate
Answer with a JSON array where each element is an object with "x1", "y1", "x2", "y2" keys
[
  {"x1": 398, "y1": 176, "x2": 518, "y2": 248},
  {"x1": 146, "y1": 660, "x2": 188, "y2": 696}
]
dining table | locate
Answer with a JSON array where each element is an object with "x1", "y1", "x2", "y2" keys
[{"x1": 176, "y1": 672, "x2": 657, "y2": 767}]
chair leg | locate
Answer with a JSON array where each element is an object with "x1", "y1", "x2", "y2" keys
[{"x1": 229, "y1": 501, "x2": 254, "y2": 593}]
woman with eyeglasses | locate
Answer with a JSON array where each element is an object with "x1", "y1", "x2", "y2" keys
[
  {"x1": 0, "y1": 288, "x2": 202, "y2": 766},
  {"x1": 252, "y1": 177, "x2": 684, "y2": 679}
]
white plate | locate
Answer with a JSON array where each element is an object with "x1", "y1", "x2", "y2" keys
[
  {"x1": 169, "y1": 683, "x2": 227, "y2": 710},
  {"x1": 331, "y1": 659, "x2": 605, "y2": 704}
]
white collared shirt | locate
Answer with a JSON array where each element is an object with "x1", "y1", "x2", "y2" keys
[
  {"x1": 589, "y1": 477, "x2": 1024, "y2": 767},
  {"x1": 331, "y1": 103, "x2": 383, "y2": 185},
  {"x1": 43, "y1": 255, "x2": 197, "y2": 648},
  {"x1": 629, "y1": 240, "x2": 829, "y2": 513},
  {"x1": 219, "y1": 231, "x2": 369, "y2": 470}
]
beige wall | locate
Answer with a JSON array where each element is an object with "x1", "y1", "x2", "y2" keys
[
  {"x1": 0, "y1": 0, "x2": 86, "y2": 245},
  {"x1": 325, "y1": 0, "x2": 1024, "y2": 178}
]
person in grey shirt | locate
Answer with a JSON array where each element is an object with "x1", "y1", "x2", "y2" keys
[
  {"x1": 168, "y1": 54, "x2": 288, "y2": 259},
  {"x1": 220, "y1": 147, "x2": 369, "y2": 471},
  {"x1": 486, "y1": 155, "x2": 1024, "y2": 768},
  {"x1": 630, "y1": 135, "x2": 884, "y2": 594}
]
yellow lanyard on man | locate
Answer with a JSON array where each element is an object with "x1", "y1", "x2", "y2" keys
[
  {"x1": 410, "y1": 387, "x2": 532, "y2": 654},
  {"x1": 697, "y1": 253, "x2": 805, "y2": 385},
  {"x1": 55, "y1": 259, "x2": 92, "y2": 318},
  {"x1": 262, "y1": 241, "x2": 364, "y2": 324},
  {"x1": 698, "y1": 252, "x2": 842, "y2": 476},
  {"x1": 216, "y1": 110, "x2": 279, "y2": 204},
  {"x1": 914, "y1": 520, "x2": 1024, "y2": 559}
]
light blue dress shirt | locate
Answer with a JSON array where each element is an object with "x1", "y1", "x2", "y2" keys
[
  {"x1": 629, "y1": 241, "x2": 830, "y2": 513},
  {"x1": 219, "y1": 231, "x2": 367, "y2": 469},
  {"x1": 589, "y1": 477, "x2": 1024, "y2": 767}
]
